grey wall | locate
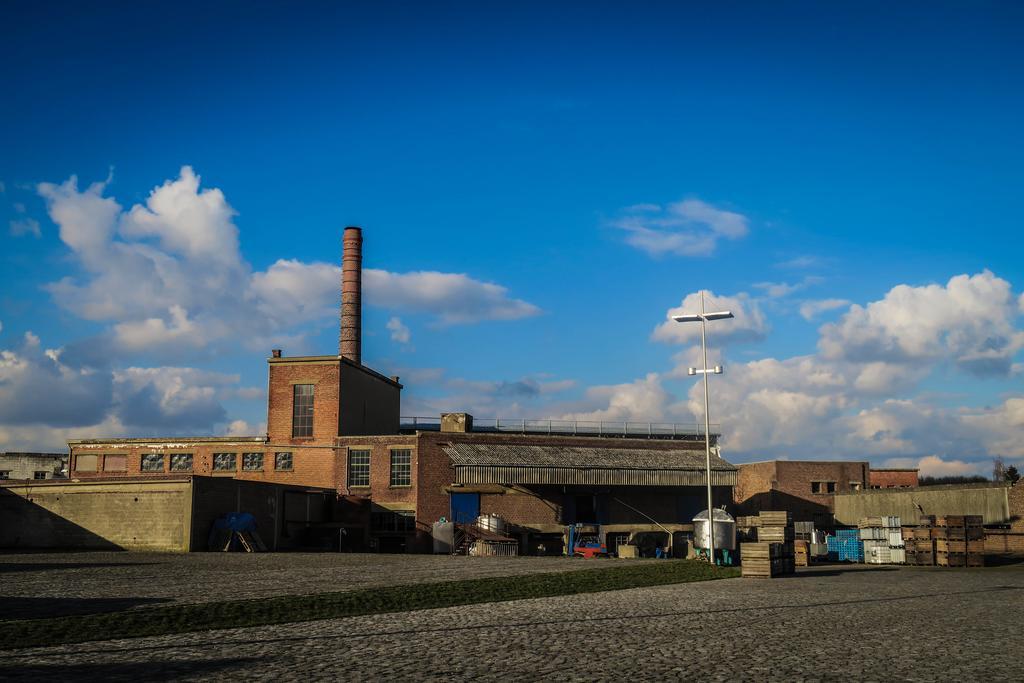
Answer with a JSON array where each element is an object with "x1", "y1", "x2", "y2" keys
[
  {"x1": 339, "y1": 363, "x2": 400, "y2": 435},
  {"x1": 834, "y1": 483, "x2": 1011, "y2": 525},
  {"x1": 0, "y1": 452, "x2": 67, "y2": 480}
]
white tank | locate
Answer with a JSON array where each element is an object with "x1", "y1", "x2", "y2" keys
[
  {"x1": 692, "y1": 509, "x2": 737, "y2": 550},
  {"x1": 476, "y1": 514, "x2": 506, "y2": 535}
]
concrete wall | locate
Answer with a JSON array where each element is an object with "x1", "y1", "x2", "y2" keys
[
  {"x1": 339, "y1": 360, "x2": 400, "y2": 436},
  {"x1": 0, "y1": 479, "x2": 193, "y2": 551},
  {"x1": 834, "y1": 483, "x2": 1011, "y2": 526}
]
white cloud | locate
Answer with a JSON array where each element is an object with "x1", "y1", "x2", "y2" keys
[
  {"x1": 615, "y1": 198, "x2": 749, "y2": 257},
  {"x1": 119, "y1": 166, "x2": 240, "y2": 266},
  {"x1": 36, "y1": 167, "x2": 540, "y2": 358},
  {"x1": 882, "y1": 455, "x2": 983, "y2": 478},
  {"x1": 558, "y1": 373, "x2": 670, "y2": 422},
  {"x1": 775, "y1": 255, "x2": 820, "y2": 269},
  {"x1": 364, "y1": 269, "x2": 541, "y2": 325},
  {"x1": 9, "y1": 217, "x2": 41, "y2": 238},
  {"x1": 0, "y1": 331, "x2": 257, "y2": 450},
  {"x1": 752, "y1": 276, "x2": 823, "y2": 300},
  {"x1": 800, "y1": 298, "x2": 851, "y2": 320},
  {"x1": 386, "y1": 317, "x2": 411, "y2": 344},
  {"x1": 819, "y1": 271, "x2": 1024, "y2": 376},
  {"x1": 652, "y1": 291, "x2": 768, "y2": 346}
]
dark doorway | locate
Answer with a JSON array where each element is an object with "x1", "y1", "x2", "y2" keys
[{"x1": 574, "y1": 494, "x2": 597, "y2": 523}]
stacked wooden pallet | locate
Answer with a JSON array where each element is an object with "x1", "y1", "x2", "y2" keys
[
  {"x1": 741, "y1": 511, "x2": 795, "y2": 578},
  {"x1": 794, "y1": 539, "x2": 809, "y2": 567},
  {"x1": 907, "y1": 515, "x2": 984, "y2": 567}
]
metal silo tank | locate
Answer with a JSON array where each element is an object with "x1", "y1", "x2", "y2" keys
[{"x1": 692, "y1": 508, "x2": 737, "y2": 551}]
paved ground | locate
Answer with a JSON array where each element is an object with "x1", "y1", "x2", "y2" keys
[
  {"x1": 0, "y1": 551, "x2": 644, "y2": 619},
  {"x1": 2, "y1": 561, "x2": 1022, "y2": 681}
]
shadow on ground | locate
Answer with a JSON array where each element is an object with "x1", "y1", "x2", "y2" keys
[
  {"x1": 0, "y1": 658, "x2": 255, "y2": 682},
  {"x1": 0, "y1": 562, "x2": 157, "y2": 574},
  {"x1": 0, "y1": 596, "x2": 174, "y2": 621}
]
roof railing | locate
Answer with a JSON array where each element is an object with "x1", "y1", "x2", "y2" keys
[{"x1": 399, "y1": 416, "x2": 718, "y2": 439}]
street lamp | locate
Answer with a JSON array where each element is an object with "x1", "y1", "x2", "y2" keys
[{"x1": 672, "y1": 290, "x2": 733, "y2": 563}]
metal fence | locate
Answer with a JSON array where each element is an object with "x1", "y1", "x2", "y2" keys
[{"x1": 399, "y1": 416, "x2": 718, "y2": 438}]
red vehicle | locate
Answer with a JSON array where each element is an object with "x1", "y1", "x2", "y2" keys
[{"x1": 568, "y1": 525, "x2": 608, "y2": 558}]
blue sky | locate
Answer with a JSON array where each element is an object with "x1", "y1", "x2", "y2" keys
[{"x1": 2, "y1": 2, "x2": 1022, "y2": 475}]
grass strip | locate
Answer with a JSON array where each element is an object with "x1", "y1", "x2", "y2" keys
[{"x1": 1, "y1": 559, "x2": 737, "y2": 650}]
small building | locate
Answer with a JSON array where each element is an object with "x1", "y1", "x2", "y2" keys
[
  {"x1": 0, "y1": 476, "x2": 334, "y2": 552},
  {"x1": 869, "y1": 468, "x2": 919, "y2": 489},
  {"x1": 0, "y1": 452, "x2": 67, "y2": 481},
  {"x1": 734, "y1": 460, "x2": 870, "y2": 527}
]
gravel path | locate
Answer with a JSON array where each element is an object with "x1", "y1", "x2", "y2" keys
[
  {"x1": 2, "y1": 563, "x2": 1022, "y2": 681},
  {"x1": 0, "y1": 552, "x2": 644, "y2": 619}
]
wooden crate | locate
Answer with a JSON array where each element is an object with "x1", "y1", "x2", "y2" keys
[
  {"x1": 913, "y1": 528, "x2": 932, "y2": 540},
  {"x1": 946, "y1": 527, "x2": 966, "y2": 540},
  {"x1": 966, "y1": 527, "x2": 984, "y2": 541},
  {"x1": 858, "y1": 517, "x2": 884, "y2": 529},
  {"x1": 758, "y1": 511, "x2": 793, "y2": 526},
  {"x1": 759, "y1": 526, "x2": 795, "y2": 542},
  {"x1": 937, "y1": 516, "x2": 965, "y2": 528},
  {"x1": 918, "y1": 515, "x2": 936, "y2": 526},
  {"x1": 966, "y1": 539, "x2": 984, "y2": 553},
  {"x1": 915, "y1": 551, "x2": 935, "y2": 566},
  {"x1": 964, "y1": 515, "x2": 983, "y2": 527},
  {"x1": 936, "y1": 540, "x2": 966, "y2": 553},
  {"x1": 930, "y1": 527, "x2": 947, "y2": 540},
  {"x1": 936, "y1": 551, "x2": 966, "y2": 568}
]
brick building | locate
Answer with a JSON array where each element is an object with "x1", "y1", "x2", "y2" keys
[
  {"x1": 868, "y1": 468, "x2": 919, "y2": 488},
  {"x1": 734, "y1": 460, "x2": 870, "y2": 526},
  {"x1": 60, "y1": 227, "x2": 737, "y2": 553}
]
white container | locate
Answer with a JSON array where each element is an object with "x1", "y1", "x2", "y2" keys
[{"x1": 888, "y1": 530, "x2": 904, "y2": 547}]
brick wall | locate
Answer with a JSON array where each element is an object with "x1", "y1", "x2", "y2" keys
[
  {"x1": 70, "y1": 443, "x2": 339, "y2": 489},
  {"x1": 869, "y1": 469, "x2": 919, "y2": 488},
  {"x1": 267, "y1": 358, "x2": 341, "y2": 444},
  {"x1": 735, "y1": 460, "x2": 869, "y2": 522},
  {"x1": 1009, "y1": 481, "x2": 1024, "y2": 530},
  {"x1": 984, "y1": 530, "x2": 1024, "y2": 554}
]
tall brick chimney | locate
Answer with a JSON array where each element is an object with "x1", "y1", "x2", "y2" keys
[{"x1": 340, "y1": 226, "x2": 362, "y2": 364}]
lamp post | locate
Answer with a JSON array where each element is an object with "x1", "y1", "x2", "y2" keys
[{"x1": 672, "y1": 290, "x2": 732, "y2": 563}]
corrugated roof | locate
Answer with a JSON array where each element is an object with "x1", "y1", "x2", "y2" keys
[{"x1": 443, "y1": 443, "x2": 736, "y2": 471}]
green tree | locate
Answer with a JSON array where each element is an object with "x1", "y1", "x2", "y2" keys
[{"x1": 1005, "y1": 465, "x2": 1020, "y2": 484}]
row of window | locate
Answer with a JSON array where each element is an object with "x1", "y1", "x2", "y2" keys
[
  {"x1": 348, "y1": 448, "x2": 412, "y2": 487},
  {"x1": 0, "y1": 471, "x2": 46, "y2": 480},
  {"x1": 75, "y1": 452, "x2": 294, "y2": 473},
  {"x1": 809, "y1": 481, "x2": 862, "y2": 493}
]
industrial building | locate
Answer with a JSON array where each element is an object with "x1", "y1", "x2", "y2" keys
[{"x1": 7, "y1": 227, "x2": 738, "y2": 553}]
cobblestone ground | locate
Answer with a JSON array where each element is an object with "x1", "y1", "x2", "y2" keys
[
  {"x1": 2, "y1": 563, "x2": 1022, "y2": 681},
  {"x1": 0, "y1": 552, "x2": 643, "y2": 619}
]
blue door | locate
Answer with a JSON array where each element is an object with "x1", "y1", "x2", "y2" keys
[{"x1": 450, "y1": 493, "x2": 480, "y2": 524}]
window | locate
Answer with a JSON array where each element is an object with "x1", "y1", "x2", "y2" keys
[
  {"x1": 169, "y1": 454, "x2": 194, "y2": 472},
  {"x1": 850, "y1": 481, "x2": 862, "y2": 491},
  {"x1": 372, "y1": 509, "x2": 415, "y2": 532},
  {"x1": 390, "y1": 449, "x2": 412, "y2": 486},
  {"x1": 0, "y1": 471, "x2": 10, "y2": 480},
  {"x1": 141, "y1": 454, "x2": 164, "y2": 472},
  {"x1": 33, "y1": 471, "x2": 47, "y2": 480},
  {"x1": 292, "y1": 384, "x2": 314, "y2": 438},
  {"x1": 213, "y1": 453, "x2": 237, "y2": 471},
  {"x1": 75, "y1": 454, "x2": 98, "y2": 472},
  {"x1": 242, "y1": 452, "x2": 264, "y2": 471},
  {"x1": 348, "y1": 449, "x2": 370, "y2": 486},
  {"x1": 275, "y1": 452, "x2": 293, "y2": 471},
  {"x1": 826, "y1": 481, "x2": 836, "y2": 493},
  {"x1": 104, "y1": 455, "x2": 127, "y2": 472}
]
